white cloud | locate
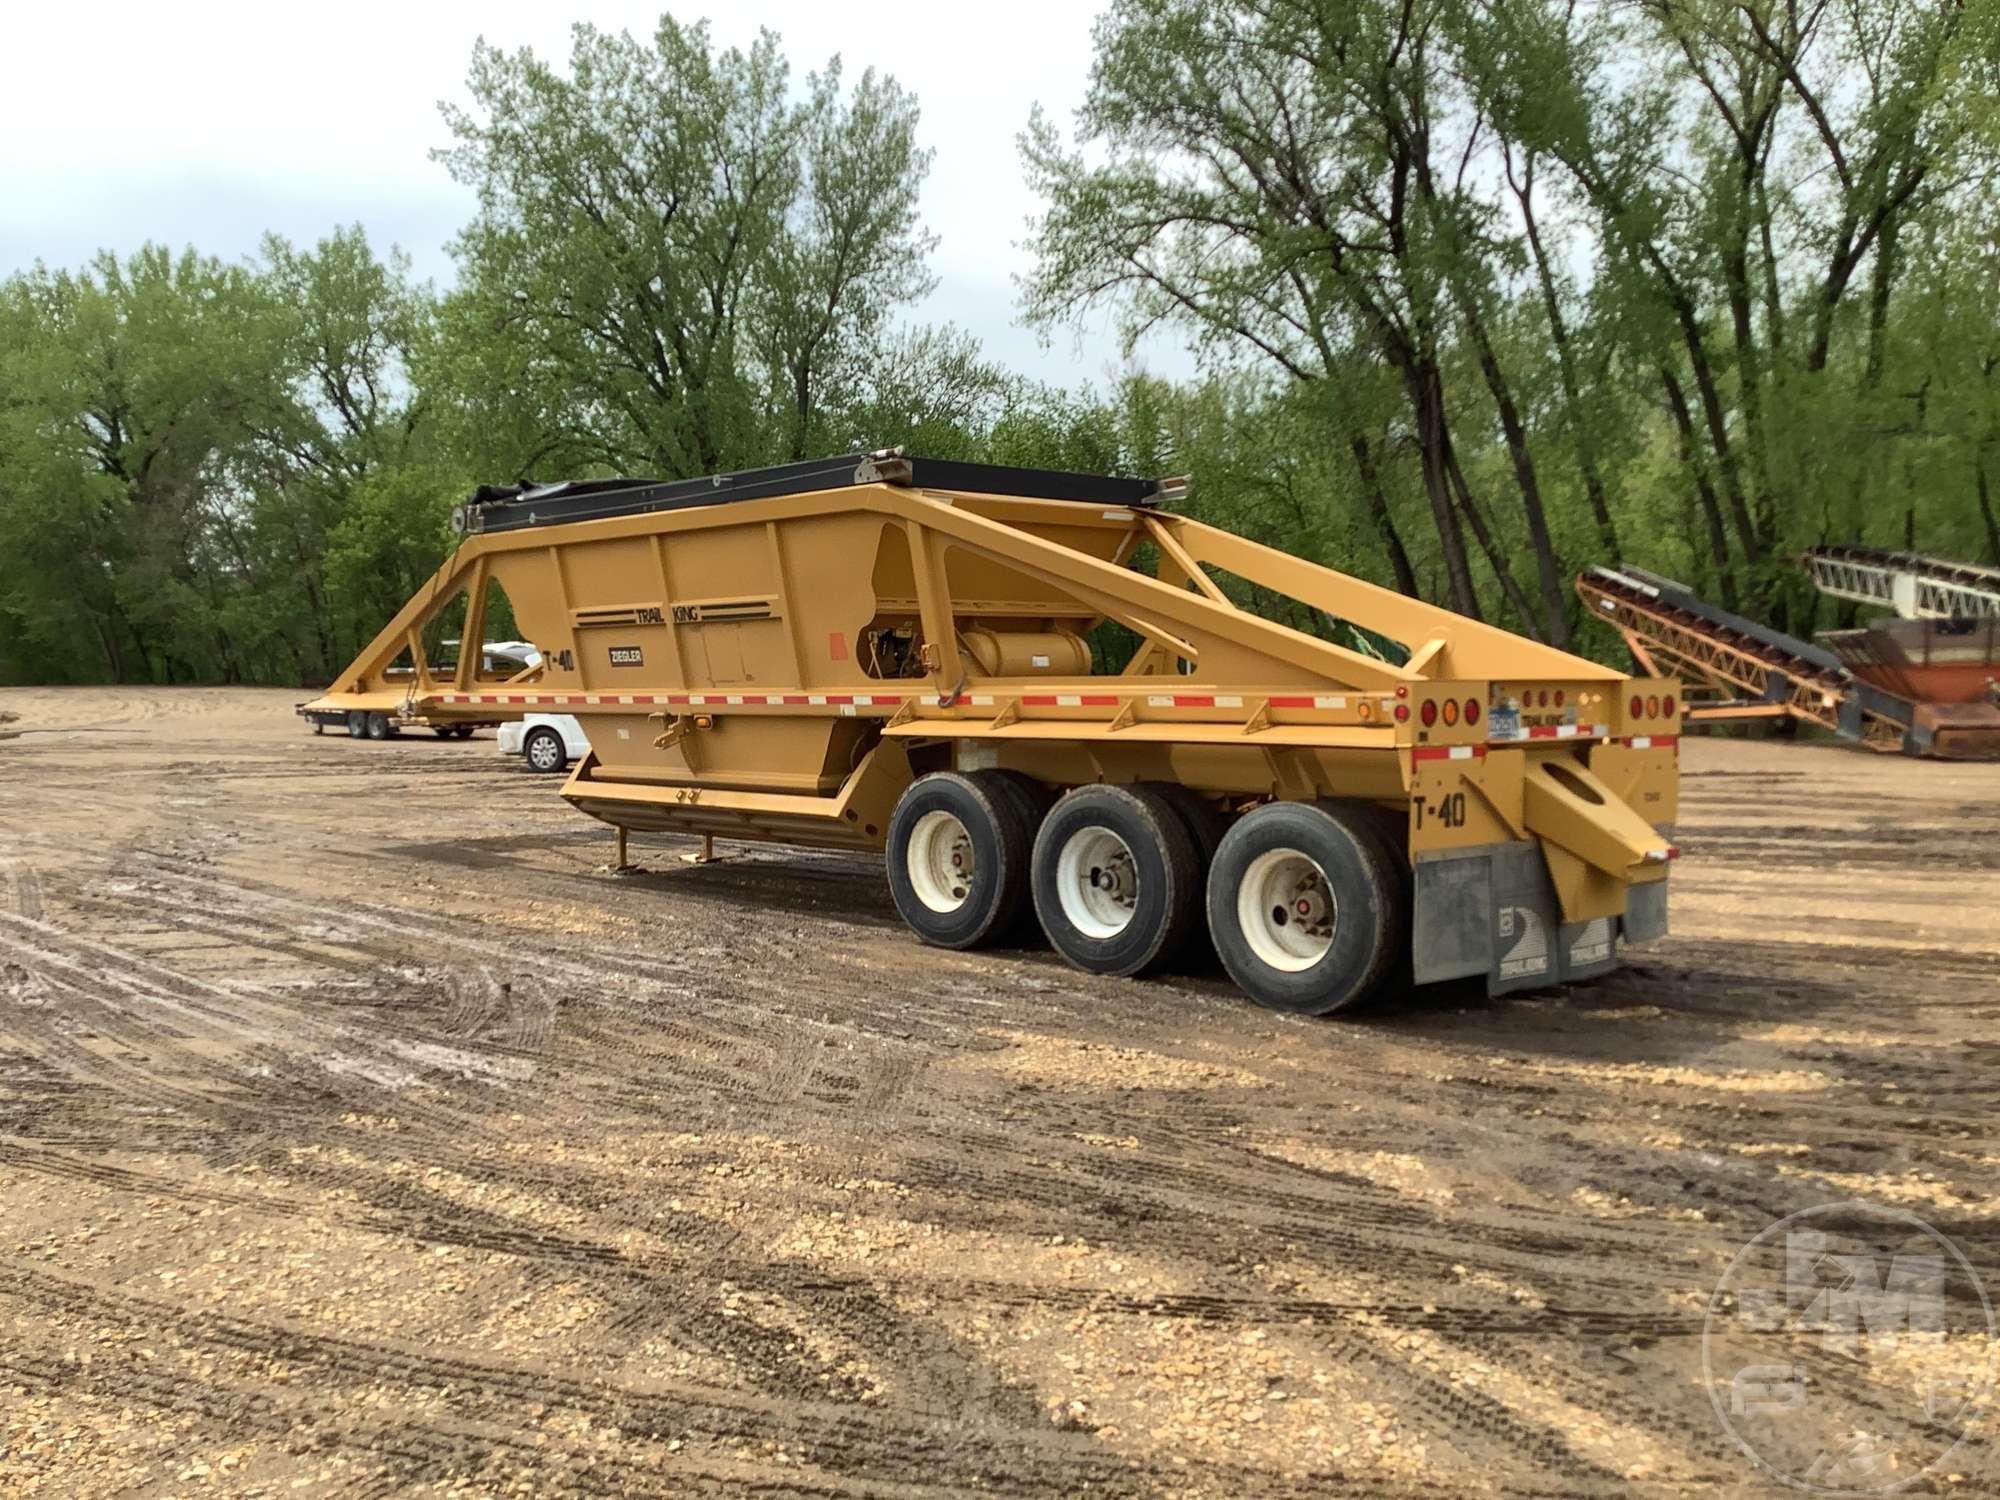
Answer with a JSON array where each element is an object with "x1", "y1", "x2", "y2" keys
[{"x1": 0, "y1": 0, "x2": 1191, "y2": 387}]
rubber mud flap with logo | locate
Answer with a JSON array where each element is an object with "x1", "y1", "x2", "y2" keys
[
  {"x1": 1488, "y1": 841, "x2": 1561, "y2": 995},
  {"x1": 1557, "y1": 917, "x2": 1617, "y2": 983}
]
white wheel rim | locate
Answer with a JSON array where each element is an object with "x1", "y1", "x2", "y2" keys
[
  {"x1": 1056, "y1": 826, "x2": 1140, "y2": 940},
  {"x1": 907, "y1": 810, "x2": 975, "y2": 914},
  {"x1": 1236, "y1": 848, "x2": 1336, "y2": 972}
]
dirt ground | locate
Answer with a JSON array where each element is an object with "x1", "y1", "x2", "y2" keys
[{"x1": 0, "y1": 685, "x2": 1994, "y2": 1497}]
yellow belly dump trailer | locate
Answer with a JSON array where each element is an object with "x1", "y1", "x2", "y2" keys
[{"x1": 309, "y1": 452, "x2": 1682, "y2": 1013}]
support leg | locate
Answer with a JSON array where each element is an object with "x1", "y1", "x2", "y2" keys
[
  {"x1": 616, "y1": 826, "x2": 629, "y2": 870},
  {"x1": 680, "y1": 833, "x2": 718, "y2": 865}
]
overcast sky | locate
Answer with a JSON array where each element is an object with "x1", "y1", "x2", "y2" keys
[{"x1": 1, "y1": 0, "x2": 1188, "y2": 387}]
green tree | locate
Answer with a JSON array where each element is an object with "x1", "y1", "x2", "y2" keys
[{"x1": 435, "y1": 17, "x2": 935, "y2": 479}]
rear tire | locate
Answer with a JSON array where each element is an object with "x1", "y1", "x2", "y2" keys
[
  {"x1": 1032, "y1": 784, "x2": 1200, "y2": 977},
  {"x1": 452, "y1": 725, "x2": 475, "y2": 740},
  {"x1": 433, "y1": 726, "x2": 455, "y2": 739},
  {"x1": 365, "y1": 712, "x2": 390, "y2": 741},
  {"x1": 1206, "y1": 800, "x2": 1403, "y2": 1015},
  {"x1": 973, "y1": 771, "x2": 1056, "y2": 943},
  {"x1": 524, "y1": 727, "x2": 567, "y2": 774},
  {"x1": 1142, "y1": 782, "x2": 1230, "y2": 969},
  {"x1": 346, "y1": 711, "x2": 367, "y2": 738},
  {"x1": 886, "y1": 772, "x2": 1033, "y2": 950}
]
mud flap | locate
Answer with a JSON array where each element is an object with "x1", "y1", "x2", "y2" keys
[
  {"x1": 1413, "y1": 843, "x2": 1623, "y2": 994},
  {"x1": 1621, "y1": 878, "x2": 1670, "y2": 945},
  {"x1": 1489, "y1": 843, "x2": 1562, "y2": 994}
]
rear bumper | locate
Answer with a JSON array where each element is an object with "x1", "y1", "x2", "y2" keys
[{"x1": 1412, "y1": 838, "x2": 1669, "y2": 996}]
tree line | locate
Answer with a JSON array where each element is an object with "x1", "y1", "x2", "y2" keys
[{"x1": 3, "y1": 3, "x2": 1997, "y2": 687}]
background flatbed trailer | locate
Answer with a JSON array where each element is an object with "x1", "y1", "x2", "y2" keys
[
  {"x1": 313, "y1": 451, "x2": 1682, "y2": 1013},
  {"x1": 298, "y1": 641, "x2": 543, "y2": 741}
]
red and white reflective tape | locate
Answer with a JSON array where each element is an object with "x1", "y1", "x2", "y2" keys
[
  {"x1": 1410, "y1": 744, "x2": 1487, "y2": 763},
  {"x1": 1620, "y1": 734, "x2": 1679, "y2": 750},
  {"x1": 1514, "y1": 722, "x2": 1611, "y2": 740},
  {"x1": 433, "y1": 690, "x2": 900, "y2": 710}
]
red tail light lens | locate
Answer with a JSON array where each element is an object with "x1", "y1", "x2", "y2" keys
[
  {"x1": 1630, "y1": 694, "x2": 1644, "y2": 719},
  {"x1": 1420, "y1": 699, "x2": 1438, "y2": 727},
  {"x1": 1465, "y1": 698, "x2": 1481, "y2": 725},
  {"x1": 1663, "y1": 694, "x2": 1677, "y2": 719},
  {"x1": 1554, "y1": 689, "x2": 1566, "y2": 708},
  {"x1": 1394, "y1": 703, "x2": 1410, "y2": 722}
]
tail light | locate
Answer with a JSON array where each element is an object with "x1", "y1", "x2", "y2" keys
[
  {"x1": 1630, "y1": 694, "x2": 1643, "y2": 719},
  {"x1": 1647, "y1": 695, "x2": 1660, "y2": 717},
  {"x1": 1554, "y1": 689, "x2": 1565, "y2": 708},
  {"x1": 1394, "y1": 703, "x2": 1410, "y2": 722},
  {"x1": 1419, "y1": 699, "x2": 1437, "y2": 727},
  {"x1": 1663, "y1": 694, "x2": 1677, "y2": 718},
  {"x1": 1441, "y1": 698, "x2": 1459, "y2": 726},
  {"x1": 1465, "y1": 698, "x2": 1481, "y2": 726}
]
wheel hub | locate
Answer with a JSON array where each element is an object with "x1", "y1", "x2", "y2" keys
[
  {"x1": 1238, "y1": 849, "x2": 1337, "y2": 972},
  {"x1": 1057, "y1": 827, "x2": 1140, "y2": 939},
  {"x1": 907, "y1": 810, "x2": 976, "y2": 915}
]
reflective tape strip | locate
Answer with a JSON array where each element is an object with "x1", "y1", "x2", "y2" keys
[{"x1": 1411, "y1": 744, "x2": 1486, "y2": 762}]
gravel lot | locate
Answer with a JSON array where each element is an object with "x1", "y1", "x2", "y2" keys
[{"x1": 1, "y1": 686, "x2": 1995, "y2": 1496}]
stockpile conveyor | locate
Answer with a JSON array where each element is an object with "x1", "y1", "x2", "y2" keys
[
  {"x1": 1578, "y1": 561, "x2": 2000, "y2": 760},
  {"x1": 1804, "y1": 545, "x2": 2000, "y2": 620}
]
